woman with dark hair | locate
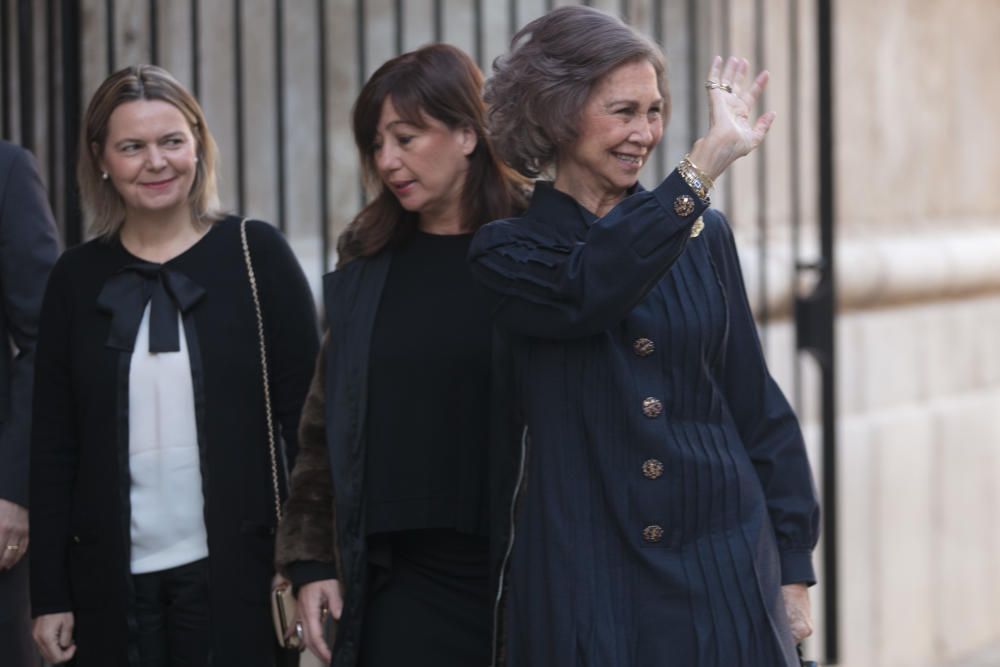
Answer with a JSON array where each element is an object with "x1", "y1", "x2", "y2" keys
[
  {"x1": 29, "y1": 65, "x2": 318, "y2": 666},
  {"x1": 469, "y1": 6, "x2": 819, "y2": 666},
  {"x1": 274, "y1": 44, "x2": 527, "y2": 666}
]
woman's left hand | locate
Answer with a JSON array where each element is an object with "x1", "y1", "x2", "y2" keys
[
  {"x1": 689, "y1": 55, "x2": 777, "y2": 181},
  {"x1": 781, "y1": 582, "x2": 814, "y2": 643}
]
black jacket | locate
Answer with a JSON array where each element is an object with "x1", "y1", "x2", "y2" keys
[
  {"x1": 0, "y1": 141, "x2": 59, "y2": 508},
  {"x1": 29, "y1": 217, "x2": 318, "y2": 666},
  {"x1": 468, "y1": 176, "x2": 819, "y2": 666},
  {"x1": 275, "y1": 248, "x2": 519, "y2": 667}
]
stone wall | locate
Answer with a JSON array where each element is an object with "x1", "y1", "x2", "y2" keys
[{"x1": 804, "y1": 0, "x2": 1000, "y2": 664}]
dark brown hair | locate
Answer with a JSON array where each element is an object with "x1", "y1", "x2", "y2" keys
[
  {"x1": 337, "y1": 44, "x2": 528, "y2": 266},
  {"x1": 486, "y1": 6, "x2": 668, "y2": 178},
  {"x1": 79, "y1": 65, "x2": 222, "y2": 237}
]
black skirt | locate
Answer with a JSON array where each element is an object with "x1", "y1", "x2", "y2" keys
[{"x1": 359, "y1": 529, "x2": 491, "y2": 667}]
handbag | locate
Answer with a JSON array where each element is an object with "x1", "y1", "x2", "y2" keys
[{"x1": 240, "y1": 219, "x2": 303, "y2": 652}]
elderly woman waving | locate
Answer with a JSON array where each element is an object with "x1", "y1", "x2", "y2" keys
[{"x1": 469, "y1": 6, "x2": 819, "y2": 667}]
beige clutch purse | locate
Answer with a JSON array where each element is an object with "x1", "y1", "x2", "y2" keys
[{"x1": 271, "y1": 580, "x2": 303, "y2": 650}]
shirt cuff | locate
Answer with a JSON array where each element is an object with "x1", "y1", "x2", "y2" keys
[
  {"x1": 286, "y1": 559, "x2": 338, "y2": 592},
  {"x1": 780, "y1": 548, "x2": 817, "y2": 586}
]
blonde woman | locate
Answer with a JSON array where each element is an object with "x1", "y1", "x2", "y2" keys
[{"x1": 30, "y1": 65, "x2": 318, "y2": 666}]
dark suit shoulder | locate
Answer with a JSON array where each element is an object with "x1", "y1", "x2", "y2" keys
[
  {"x1": 0, "y1": 139, "x2": 28, "y2": 169},
  {"x1": 0, "y1": 141, "x2": 32, "y2": 200}
]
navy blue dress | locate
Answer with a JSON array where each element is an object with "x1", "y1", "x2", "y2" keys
[{"x1": 468, "y1": 173, "x2": 820, "y2": 667}]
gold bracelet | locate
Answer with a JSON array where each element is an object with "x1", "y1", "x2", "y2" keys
[
  {"x1": 682, "y1": 154, "x2": 715, "y2": 191},
  {"x1": 677, "y1": 154, "x2": 714, "y2": 203}
]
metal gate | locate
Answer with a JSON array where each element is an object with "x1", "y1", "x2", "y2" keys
[{"x1": 0, "y1": 0, "x2": 838, "y2": 661}]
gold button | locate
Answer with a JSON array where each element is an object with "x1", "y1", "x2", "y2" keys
[
  {"x1": 642, "y1": 459, "x2": 664, "y2": 479},
  {"x1": 673, "y1": 194, "x2": 695, "y2": 217},
  {"x1": 633, "y1": 338, "x2": 655, "y2": 357},
  {"x1": 642, "y1": 397, "x2": 663, "y2": 418},
  {"x1": 690, "y1": 216, "x2": 705, "y2": 238},
  {"x1": 642, "y1": 525, "x2": 664, "y2": 543}
]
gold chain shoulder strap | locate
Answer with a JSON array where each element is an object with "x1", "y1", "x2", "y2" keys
[{"x1": 240, "y1": 218, "x2": 283, "y2": 524}]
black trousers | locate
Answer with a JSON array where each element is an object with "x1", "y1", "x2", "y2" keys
[
  {"x1": 132, "y1": 558, "x2": 212, "y2": 667},
  {"x1": 0, "y1": 558, "x2": 40, "y2": 667}
]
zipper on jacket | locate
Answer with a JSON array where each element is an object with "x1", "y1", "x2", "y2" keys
[{"x1": 490, "y1": 424, "x2": 530, "y2": 667}]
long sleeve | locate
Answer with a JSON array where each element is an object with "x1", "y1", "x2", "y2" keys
[
  {"x1": 248, "y1": 220, "x2": 319, "y2": 476},
  {"x1": 709, "y1": 211, "x2": 820, "y2": 585},
  {"x1": 28, "y1": 258, "x2": 77, "y2": 615},
  {"x1": 0, "y1": 144, "x2": 60, "y2": 507},
  {"x1": 275, "y1": 335, "x2": 338, "y2": 586},
  {"x1": 468, "y1": 171, "x2": 706, "y2": 339}
]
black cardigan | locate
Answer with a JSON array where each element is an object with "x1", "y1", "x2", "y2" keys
[{"x1": 29, "y1": 216, "x2": 318, "y2": 667}]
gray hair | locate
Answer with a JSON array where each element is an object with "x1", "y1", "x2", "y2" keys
[{"x1": 485, "y1": 5, "x2": 668, "y2": 178}]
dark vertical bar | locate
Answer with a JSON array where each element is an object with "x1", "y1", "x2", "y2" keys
[
  {"x1": 817, "y1": 0, "x2": 838, "y2": 661},
  {"x1": 275, "y1": 0, "x2": 286, "y2": 231},
  {"x1": 394, "y1": 0, "x2": 404, "y2": 55},
  {"x1": 507, "y1": 0, "x2": 517, "y2": 41},
  {"x1": 149, "y1": 0, "x2": 159, "y2": 64},
  {"x1": 17, "y1": 0, "x2": 33, "y2": 151},
  {"x1": 789, "y1": 0, "x2": 802, "y2": 409},
  {"x1": 191, "y1": 0, "x2": 201, "y2": 97},
  {"x1": 686, "y1": 0, "x2": 699, "y2": 143},
  {"x1": 618, "y1": 0, "x2": 629, "y2": 22},
  {"x1": 46, "y1": 0, "x2": 58, "y2": 209},
  {"x1": 317, "y1": 0, "x2": 330, "y2": 273},
  {"x1": 62, "y1": 0, "x2": 83, "y2": 246},
  {"x1": 1, "y1": 0, "x2": 10, "y2": 140},
  {"x1": 433, "y1": 0, "x2": 443, "y2": 42},
  {"x1": 754, "y1": 0, "x2": 768, "y2": 335},
  {"x1": 652, "y1": 0, "x2": 665, "y2": 179},
  {"x1": 233, "y1": 0, "x2": 245, "y2": 211},
  {"x1": 356, "y1": 0, "x2": 366, "y2": 208},
  {"x1": 473, "y1": 0, "x2": 483, "y2": 68},
  {"x1": 544, "y1": 0, "x2": 554, "y2": 13},
  {"x1": 356, "y1": 0, "x2": 366, "y2": 84},
  {"x1": 106, "y1": 0, "x2": 116, "y2": 73}
]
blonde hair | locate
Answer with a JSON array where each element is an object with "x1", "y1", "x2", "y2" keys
[{"x1": 78, "y1": 65, "x2": 222, "y2": 238}]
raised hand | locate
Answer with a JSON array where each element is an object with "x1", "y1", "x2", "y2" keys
[{"x1": 689, "y1": 55, "x2": 776, "y2": 181}]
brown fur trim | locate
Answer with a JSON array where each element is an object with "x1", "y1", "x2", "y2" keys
[{"x1": 275, "y1": 334, "x2": 341, "y2": 576}]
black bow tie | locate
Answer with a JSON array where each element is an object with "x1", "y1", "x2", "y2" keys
[{"x1": 97, "y1": 262, "x2": 206, "y2": 353}]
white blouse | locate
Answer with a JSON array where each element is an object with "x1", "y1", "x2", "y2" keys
[{"x1": 127, "y1": 305, "x2": 209, "y2": 574}]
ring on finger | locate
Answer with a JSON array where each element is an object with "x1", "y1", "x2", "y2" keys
[
  {"x1": 5, "y1": 544, "x2": 19, "y2": 551},
  {"x1": 704, "y1": 80, "x2": 733, "y2": 93},
  {"x1": 294, "y1": 621, "x2": 304, "y2": 643}
]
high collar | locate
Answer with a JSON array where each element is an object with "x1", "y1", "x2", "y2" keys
[{"x1": 526, "y1": 181, "x2": 644, "y2": 238}]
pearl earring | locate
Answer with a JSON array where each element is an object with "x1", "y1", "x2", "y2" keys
[{"x1": 101, "y1": 171, "x2": 109, "y2": 180}]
